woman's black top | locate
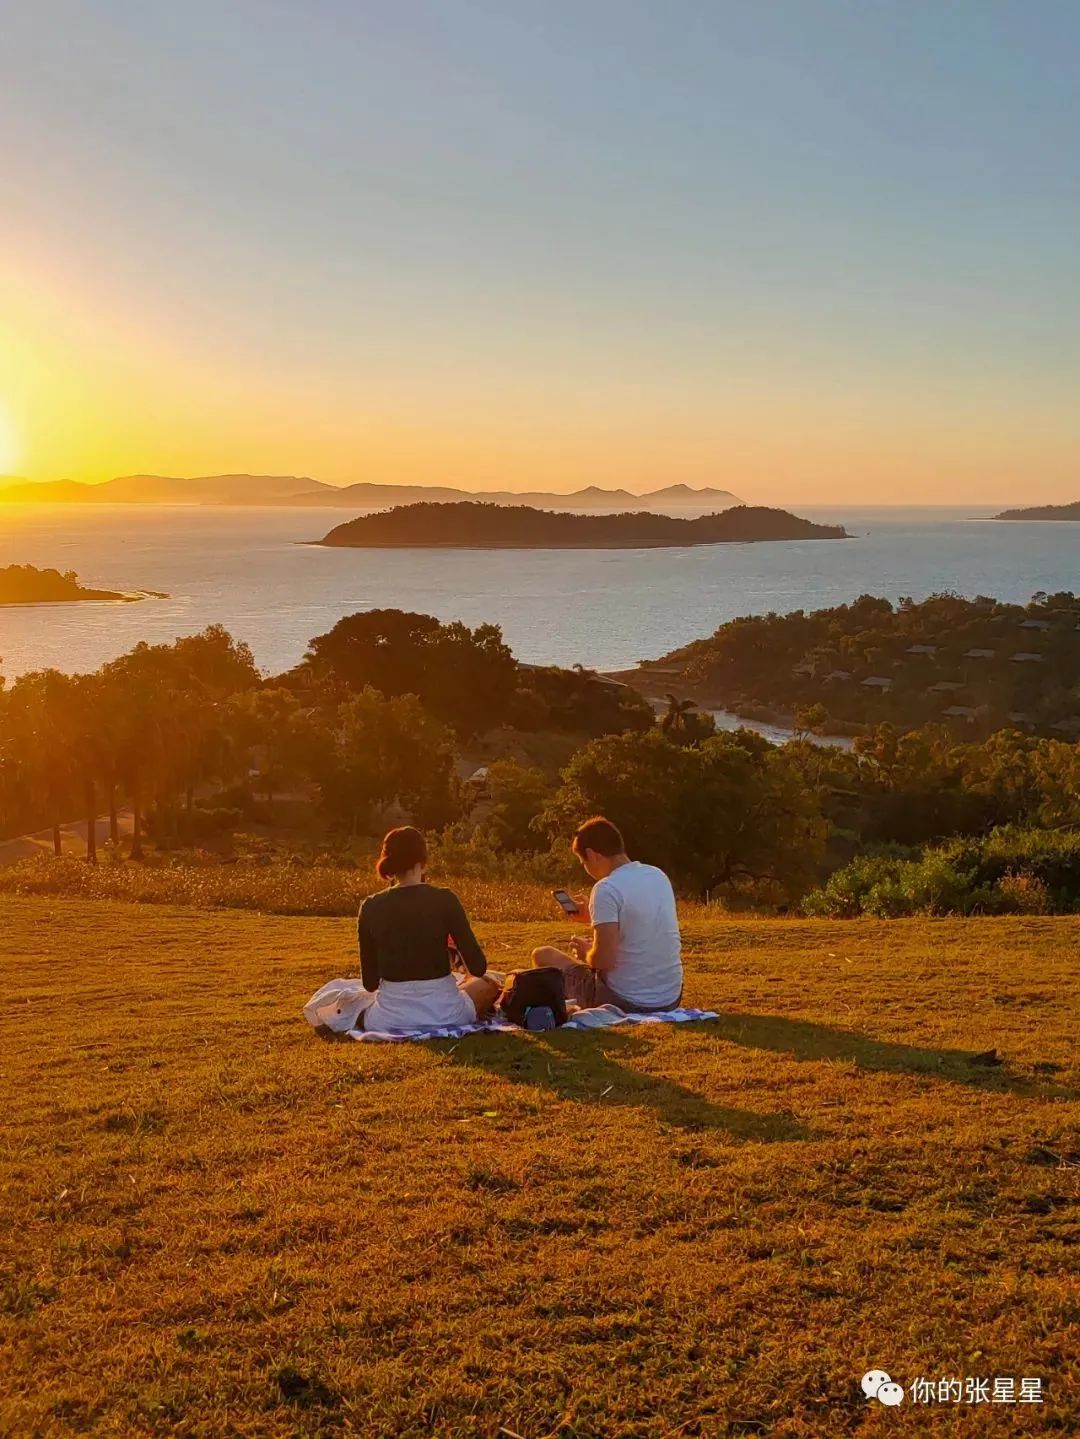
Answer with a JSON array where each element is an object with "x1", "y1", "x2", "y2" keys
[{"x1": 358, "y1": 883, "x2": 487, "y2": 991}]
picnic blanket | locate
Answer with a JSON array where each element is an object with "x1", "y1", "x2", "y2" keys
[{"x1": 303, "y1": 977, "x2": 717, "y2": 1043}]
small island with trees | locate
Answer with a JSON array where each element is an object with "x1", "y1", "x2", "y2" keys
[
  {"x1": 314, "y1": 501, "x2": 848, "y2": 549},
  {"x1": 617, "y1": 590, "x2": 1080, "y2": 740},
  {"x1": 0, "y1": 564, "x2": 162, "y2": 605},
  {"x1": 995, "y1": 500, "x2": 1080, "y2": 521}
]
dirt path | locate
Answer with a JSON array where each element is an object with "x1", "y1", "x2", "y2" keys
[{"x1": 0, "y1": 809, "x2": 134, "y2": 866}]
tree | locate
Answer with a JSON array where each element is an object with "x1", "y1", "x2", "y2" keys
[
  {"x1": 541, "y1": 729, "x2": 826, "y2": 901},
  {"x1": 170, "y1": 625, "x2": 260, "y2": 696},
  {"x1": 68, "y1": 673, "x2": 109, "y2": 862},
  {"x1": 658, "y1": 693, "x2": 715, "y2": 746},
  {"x1": 793, "y1": 702, "x2": 829, "y2": 740},
  {"x1": 99, "y1": 627, "x2": 260, "y2": 853},
  {"x1": 304, "y1": 610, "x2": 517, "y2": 738},
  {"x1": 3, "y1": 670, "x2": 81, "y2": 855},
  {"x1": 223, "y1": 688, "x2": 319, "y2": 810},
  {"x1": 313, "y1": 688, "x2": 460, "y2": 833},
  {"x1": 660, "y1": 694, "x2": 697, "y2": 736},
  {"x1": 424, "y1": 620, "x2": 519, "y2": 739},
  {"x1": 472, "y1": 760, "x2": 552, "y2": 854},
  {"x1": 512, "y1": 666, "x2": 654, "y2": 737}
]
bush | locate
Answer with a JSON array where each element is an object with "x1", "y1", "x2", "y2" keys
[
  {"x1": 429, "y1": 830, "x2": 574, "y2": 887},
  {"x1": 995, "y1": 870, "x2": 1051, "y2": 915},
  {"x1": 803, "y1": 825, "x2": 1080, "y2": 917},
  {"x1": 149, "y1": 806, "x2": 245, "y2": 844},
  {"x1": 206, "y1": 785, "x2": 259, "y2": 815},
  {"x1": 466, "y1": 760, "x2": 552, "y2": 855}
]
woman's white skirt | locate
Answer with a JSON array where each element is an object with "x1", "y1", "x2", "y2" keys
[{"x1": 364, "y1": 973, "x2": 478, "y2": 1032}]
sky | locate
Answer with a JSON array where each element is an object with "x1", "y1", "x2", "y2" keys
[{"x1": 1, "y1": 0, "x2": 1078, "y2": 505}]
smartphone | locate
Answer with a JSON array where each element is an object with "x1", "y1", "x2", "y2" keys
[{"x1": 552, "y1": 888, "x2": 580, "y2": 915}]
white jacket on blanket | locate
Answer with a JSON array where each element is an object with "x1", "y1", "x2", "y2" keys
[
  {"x1": 303, "y1": 973, "x2": 478, "y2": 1034},
  {"x1": 303, "y1": 978, "x2": 373, "y2": 1034}
]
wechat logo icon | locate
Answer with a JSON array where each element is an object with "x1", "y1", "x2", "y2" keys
[{"x1": 863, "y1": 1370, "x2": 905, "y2": 1406}]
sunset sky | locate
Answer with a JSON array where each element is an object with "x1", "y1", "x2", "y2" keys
[{"x1": 1, "y1": 1, "x2": 1078, "y2": 504}]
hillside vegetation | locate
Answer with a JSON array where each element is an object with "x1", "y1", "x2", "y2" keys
[
  {"x1": 316, "y1": 502, "x2": 847, "y2": 549},
  {"x1": 13, "y1": 611, "x2": 1080, "y2": 916},
  {"x1": 639, "y1": 591, "x2": 1080, "y2": 737},
  {"x1": 2, "y1": 897, "x2": 1076, "y2": 1437}
]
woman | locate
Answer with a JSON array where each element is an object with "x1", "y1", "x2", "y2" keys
[{"x1": 357, "y1": 826, "x2": 501, "y2": 1031}]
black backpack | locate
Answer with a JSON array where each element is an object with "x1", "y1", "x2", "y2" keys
[{"x1": 498, "y1": 966, "x2": 568, "y2": 1027}]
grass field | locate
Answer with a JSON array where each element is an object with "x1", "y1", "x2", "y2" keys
[{"x1": 2, "y1": 897, "x2": 1078, "y2": 1437}]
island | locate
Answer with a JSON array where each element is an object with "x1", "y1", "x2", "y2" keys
[
  {"x1": 313, "y1": 502, "x2": 848, "y2": 549},
  {"x1": 995, "y1": 500, "x2": 1080, "y2": 521},
  {"x1": 610, "y1": 591, "x2": 1080, "y2": 740},
  {"x1": 0, "y1": 564, "x2": 163, "y2": 605}
]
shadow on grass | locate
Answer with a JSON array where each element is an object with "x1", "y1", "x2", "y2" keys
[
  {"x1": 706, "y1": 1010, "x2": 1077, "y2": 1099},
  {"x1": 444, "y1": 1025, "x2": 810, "y2": 1140}
]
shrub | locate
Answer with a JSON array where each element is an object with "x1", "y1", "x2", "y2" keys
[
  {"x1": 994, "y1": 870, "x2": 1051, "y2": 916},
  {"x1": 803, "y1": 825, "x2": 1080, "y2": 917},
  {"x1": 206, "y1": 785, "x2": 259, "y2": 815}
]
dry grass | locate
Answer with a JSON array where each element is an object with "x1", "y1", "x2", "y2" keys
[
  {"x1": 0, "y1": 856, "x2": 578, "y2": 924},
  {"x1": 1, "y1": 897, "x2": 1078, "y2": 1437}
]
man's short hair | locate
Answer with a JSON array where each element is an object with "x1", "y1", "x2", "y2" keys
[{"x1": 572, "y1": 816, "x2": 625, "y2": 858}]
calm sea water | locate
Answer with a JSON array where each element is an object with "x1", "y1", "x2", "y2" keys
[{"x1": 0, "y1": 503, "x2": 1074, "y2": 681}]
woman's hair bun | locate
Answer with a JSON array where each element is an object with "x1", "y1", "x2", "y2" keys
[{"x1": 376, "y1": 826, "x2": 428, "y2": 880}]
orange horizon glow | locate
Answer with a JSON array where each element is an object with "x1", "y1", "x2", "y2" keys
[
  {"x1": 4, "y1": 7, "x2": 1079, "y2": 511},
  {"x1": 3, "y1": 247, "x2": 1076, "y2": 507}
]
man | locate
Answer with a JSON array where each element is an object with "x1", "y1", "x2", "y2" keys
[{"x1": 532, "y1": 816, "x2": 683, "y2": 1012}]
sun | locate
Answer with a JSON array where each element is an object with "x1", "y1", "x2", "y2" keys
[{"x1": 0, "y1": 404, "x2": 20, "y2": 475}]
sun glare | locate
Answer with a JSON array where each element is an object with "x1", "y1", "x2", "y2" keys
[{"x1": 0, "y1": 405, "x2": 19, "y2": 475}]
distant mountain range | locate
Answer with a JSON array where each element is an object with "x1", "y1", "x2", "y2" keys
[
  {"x1": 292, "y1": 481, "x2": 742, "y2": 510},
  {"x1": 0, "y1": 474, "x2": 741, "y2": 510},
  {"x1": 0, "y1": 474, "x2": 333, "y2": 504},
  {"x1": 995, "y1": 500, "x2": 1080, "y2": 521}
]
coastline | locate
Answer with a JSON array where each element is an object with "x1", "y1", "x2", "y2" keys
[
  {"x1": 0, "y1": 589, "x2": 168, "y2": 607},
  {"x1": 309, "y1": 535, "x2": 853, "y2": 551},
  {"x1": 604, "y1": 665, "x2": 863, "y2": 746}
]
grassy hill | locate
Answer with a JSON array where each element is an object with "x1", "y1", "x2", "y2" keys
[{"x1": 2, "y1": 897, "x2": 1077, "y2": 1436}]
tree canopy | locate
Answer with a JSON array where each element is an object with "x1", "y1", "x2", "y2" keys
[{"x1": 303, "y1": 609, "x2": 518, "y2": 738}]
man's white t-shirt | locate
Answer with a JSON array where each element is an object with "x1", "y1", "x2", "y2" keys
[{"x1": 589, "y1": 861, "x2": 682, "y2": 1009}]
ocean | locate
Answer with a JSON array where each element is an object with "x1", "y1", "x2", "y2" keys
[{"x1": 0, "y1": 503, "x2": 1074, "y2": 682}]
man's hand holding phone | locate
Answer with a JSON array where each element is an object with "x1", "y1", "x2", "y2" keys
[{"x1": 552, "y1": 889, "x2": 589, "y2": 923}]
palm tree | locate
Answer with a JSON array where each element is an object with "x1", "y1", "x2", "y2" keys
[{"x1": 660, "y1": 693, "x2": 698, "y2": 738}]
